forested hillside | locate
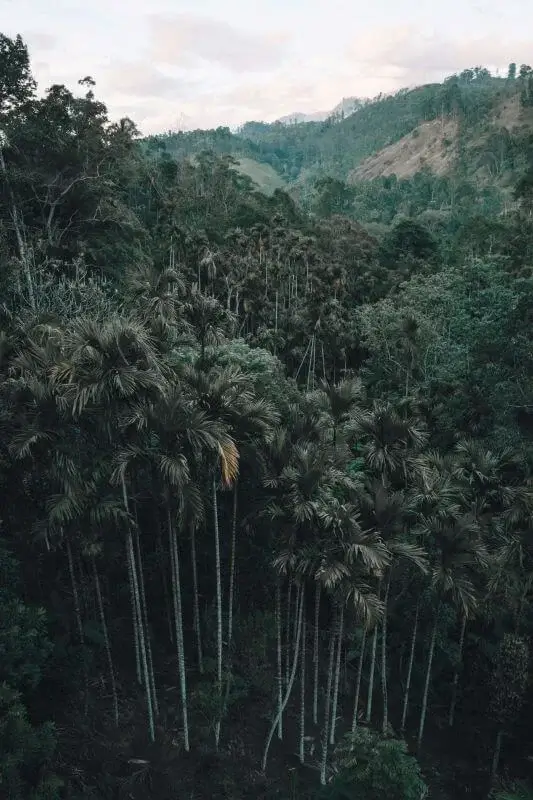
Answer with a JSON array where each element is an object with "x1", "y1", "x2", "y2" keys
[{"x1": 3, "y1": 32, "x2": 533, "y2": 800}]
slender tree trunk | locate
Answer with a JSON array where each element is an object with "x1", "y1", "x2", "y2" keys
[
  {"x1": 127, "y1": 530, "x2": 155, "y2": 742},
  {"x1": 168, "y1": 506, "x2": 190, "y2": 751},
  {"x1": 92, "y1": 557, "x2": 119, "y2": 726},
  {"x1": 365, "y1": 624, "x2": 378, "y2": 723},
  {"x1": 381, "y1": 571, "x2": 392, "y2": 734},
  {"x1": 401, "y1": 599, "x2": 420, "y2": 734},
  {"x1": 121, "y1": 478, "x2": 141, "y2": 684},
  {"x1": 66, "y1": 538, "x2": 84, "y2": 648},
  {"x1": 66, "y1": 537, "x2": 89, "y2": 715},
  {"x1": 490, "y1": 729, "x2": 503, "y2": 786},
  {"x1": 276, "y1": 579, "x2": 283, "y2": 740},
  {"x1": 366, "y1": 580, "x2": 381, "y2": 724},
  {"x1": 320, "y1": 612, "x2": 337, "y2": 786},
  {"x1": 448, "y1": 613, "x2": 467, "y2": 728},
  {"x1": 126, "y1": 532, "x2": 141, "y2": 684},
  {"x1": 262, "y1": 584, "x2": 304, "y2": 772},
  {"x1": 190, "y1": 524, "x2": 204, "y2": 673},
  {"x1": 418, "y1": 604, "x2": 440, "y2": 752},
  {"x1": 154, "y1": 499, "x2": 173, "y2": 645},
  {"x1": 227, "y1": 481, "x2": 238, "y2": 651},
  {"x1": 213, "y1": 475, "x2": 223, "y2": 749},
  {"x1": 286, "y1": 580, "x2": 293, "y2": 687},
  {"x1": 352, "y1": 627, "x2": 367, "y2": 733},
  {"x1": 330, "y1": 602, "x2": 344, "y2": 746},
  {"x1": 313, "y1": 583, "x2": 321, "y2": 724},
  {"x1": 134, "y1": 527, "x2": 159, "y2": 718},
  {"x1": 299, "y1": 589, "x2": 307, "y2": 764}
]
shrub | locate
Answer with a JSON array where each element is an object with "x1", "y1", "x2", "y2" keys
[{"x1": 318, "y1": 728, "x2": 427, "y2": 800}]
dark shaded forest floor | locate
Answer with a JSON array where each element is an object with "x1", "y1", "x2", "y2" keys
[{"x1": 47, "y1": 660, "x2": 502, "y2": 800}]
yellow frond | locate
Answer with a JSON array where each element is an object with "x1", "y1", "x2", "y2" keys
[{"x1": 218, "y1": 438, "x2": 239, "y2": 488}]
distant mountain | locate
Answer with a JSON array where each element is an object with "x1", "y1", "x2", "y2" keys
[
  {"x1": 276, "y1": 96, "x2": 364, "y2": 125},
  {"x1": 276, "y1": 110, "x2": 329, "y2": 124}
]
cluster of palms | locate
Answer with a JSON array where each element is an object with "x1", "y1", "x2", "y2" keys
[
  {"x1": 262, "y1": 391, "x2": 532, "y2": 783},
  {"x1": 1, "y1": 267, "x2": 532, "y2": 791}
]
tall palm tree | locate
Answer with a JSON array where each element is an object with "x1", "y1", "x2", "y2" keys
[
  {"x1": 416, "y1": 513, "x2": 487, "y2": 751},
  {"x1": 359, "y1": 481, "x2": 427, "y2": 732},
  {"x1": 182, "y1": 362, "x2": 263, "y2": 747},
  {"x1": 448, "y1": 439, "x2": 529, "y2": 724},
  {"x1": 115, "y1": 383, "x2": 238, "y2": 751}
]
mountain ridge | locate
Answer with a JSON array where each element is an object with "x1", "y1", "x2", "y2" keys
[{"x1": 145, "y1": 68, "x2": 533, "y2": 198}]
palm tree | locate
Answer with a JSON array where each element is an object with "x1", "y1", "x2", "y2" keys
[
  {"x1": 350, "y1": 400, "x2": 428, "y2": 481},
  {"x1": 448, "y1": 439, "x2": 530, "y2": 724},
  {"x1": 182, "y1": 362, "x2": 264, "y2": 747},
  {"x1": 317, "y1": 572, "x2": 383, "y2": 786},
  {"x1": 416, "y1": 513, "x2": 487, "y2": 751},
  {"x1": 359, "y1": 481, "x2": 427, "y2": 732},
  {"x1": 126, "y1": 262, "x2": 186, "y2": 341},
  {"x1": 316, "y1": 376, "x2": 363, "y2": 450},
  {"x1": 181, "y1": 289, "x2": 234, "y2": 366},
  {"x1": 115, "y1": 383, "x2": 239, "y2": 751}
]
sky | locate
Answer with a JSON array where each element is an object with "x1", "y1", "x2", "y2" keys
[{"x1": 1, "y1": 0, "x2": 533, "y2": 134}]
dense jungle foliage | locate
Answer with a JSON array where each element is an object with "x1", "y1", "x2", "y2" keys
[{"x1": 3, "y1": 32, "x2": 533, "y2": 800}]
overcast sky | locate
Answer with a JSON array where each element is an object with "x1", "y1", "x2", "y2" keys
[{"x1": 2, "y1": 0, "x2": 533, "y2": 134}]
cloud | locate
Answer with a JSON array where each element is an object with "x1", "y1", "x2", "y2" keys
[
  {"x1": 147, "y1": 12, "x2": 289, "y2": 72},
  {"x1": 101, "y1": 61, "x2": 199, "y2": 100},
  {"x1": 345, "y1": 27, "x2": 533, "y2": 83},
  {"x1": 25, "y1": 31, "x2": 57, "y2": 52}
]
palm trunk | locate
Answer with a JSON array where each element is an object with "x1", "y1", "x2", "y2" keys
[
  {"x1": 490, "y1": 729, "x2": 503, "y2": 786},
  {"x1": 276, "y1": 579, "x2": 283, "y2": 740},
  {"x1": 227, "y1": 481, "x2": 238, "y2": 652},
  {"x1": 262, "y1": 584, "x2": 304, "y2": 772},
  {"x1": 329, "y1": 602, "x2": 344, "y2": 746},
  {"x1": 92, "y1": 556, "x2": 119, "y2": 726},
  {"x1": 401, "y1": 599, "x2": 420, "y2": 734},
  {"x1": 66, "y1": 537, "x2": 88, "y2": 714},
  {"x1": 292, "y1": 579, "x2": 300, "y2": 661},
  {"x1": 366, "y1": 580, "x2": 381, "y2": 723},
  {"x1": 313, "y1": 583, "x2": 321, "y2": 724},
  {"x1": 121, "y1": 476, "x2": 155, "y2": 742},
  {"x1": 168, "y1": 505, "x2": 190, "y2": 751},
  {"x1": 134, "y1": 527, "x2": 159, "y2": 718},
  {"x1": 155, "y1": 499, "x2": 173, "y2": 645},
  {"x1": 66, "y1": 538, "x2": 84, "y2": 648},
  {"x1": 213, "y1": 474, "x2": 223, "y2": 749},
  {"x1": 417, "y1": 603, "x2": 440, "y2": 752},
  {"x1": 190, "y1": 524, "x2": 204, "y2": 673},
  {"x1": 320, "y1": 610, "x2": 337, "y2": 786},
  {"x1": 352, "y1": 627, "x2": 367, "y2": 733},
  {"x1": 286, "y1": 580, "x2": 293, "y2": 687},
  {"x1": 127, "y1": 529, "x2": 155, "y2": 742},
  {"x1": 121, "y1": 477, "x2": 141, "y2": 684},
  {"x1": 448, "y1": 613, "x2": 466, "y2": 728},
  {"x1": 126, "y1": 533, "x2": 142, "y2": 684},
  {"x1": 299, "y1": 589, "x2": 307, "y2": 764},
  {"x1": 365, "y1": 624, "x2": 378, "y2": 723},
  {"x1": 381, "y1": 571, "x2": 392, "y2": 734}
]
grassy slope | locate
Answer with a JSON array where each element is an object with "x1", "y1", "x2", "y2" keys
[{"x1": 231, "y1": 157, "x2": 286, "y2": 195}]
